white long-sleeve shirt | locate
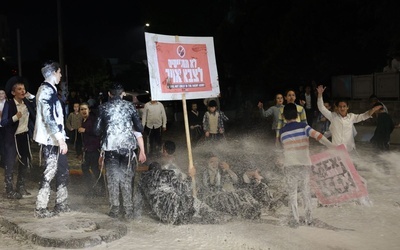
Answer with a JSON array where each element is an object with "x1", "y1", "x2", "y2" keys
[
  {"x1": 142, "y1": 101, "x2": 167, "y2": 129},
  {"x1": 317, "y1": 97, "x2": 371, "y2": 152}
]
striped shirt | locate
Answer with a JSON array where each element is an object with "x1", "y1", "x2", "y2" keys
[
  {"x1": 280, "y1": 122, "x2": 324, "y2": 166},
  {"x1": 276, "y1": 103, "x2": 307, "y2": 137}
]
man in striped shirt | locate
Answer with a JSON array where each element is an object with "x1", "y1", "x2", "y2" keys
[{"x1": 280, "y1": 103, "x2": 333, "y2": 228}]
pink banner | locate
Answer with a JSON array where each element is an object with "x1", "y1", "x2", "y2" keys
[{"x1": 310, "y1": 144, "x2": 368, "y2": 205}]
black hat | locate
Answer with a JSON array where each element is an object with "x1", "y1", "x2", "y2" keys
[
  {"x1": 5, "y1": 76, "x2": 27, "y2": 99},
  {"x1": 208, "y1": 100, "x2": 217, "y2": 107}
]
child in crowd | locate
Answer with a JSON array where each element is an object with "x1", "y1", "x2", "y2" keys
[
  {"x1": 203, "y1": 100, "x2": 229, "y2": 141},
  {"x1": 257, "y1": 93, "x2": 284, "y2": 140},
  {"x1": 188, "y1": 102, "x2": 204, "y2": 144},
  {"x1": 66, "y1": 102, "x2": 83, "y2": 159},
  {"x1": 280, "y1": 103, "x2": 334, "y2": 228},
  {"x1": 316, "y1": 85, "x2": 382, "y2": 154},
  {"x1": 316, "y1": 100, "x2": 332, "y2": 137},
  {"x1": 276, "y1": 89, "x2": 307, "y2": 146},
  {"x1": 317, "y1": 85, "x2": 382, "y2": 207}
]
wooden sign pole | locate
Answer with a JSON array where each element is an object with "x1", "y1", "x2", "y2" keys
[{"x1": 182, "y1": 93, "x2": 197, "y2": 197}]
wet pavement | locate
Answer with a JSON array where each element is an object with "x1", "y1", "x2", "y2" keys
[
  {"x1": 0, "y1": 122, "x2": 187, "y2": 248},
  {"x1": 0, "y1": 122, "x2": 398, "y2": 248},
  {"x1": 0, "y1": 145, "x2": 129, "y2": 248}
]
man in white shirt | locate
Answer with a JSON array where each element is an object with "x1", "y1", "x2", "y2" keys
[
  {"x1": 142, "y1": 98, "x2": 167, "y2": 156},
  {"x1": 317, "y1": 85, "x2": 381, "y2": 153}
]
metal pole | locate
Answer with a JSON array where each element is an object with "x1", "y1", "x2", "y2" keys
[{"x1": 57, "y1": 0, "x2": 65, "y2": 74}]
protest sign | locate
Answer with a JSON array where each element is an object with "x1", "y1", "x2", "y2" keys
[
  {"x1": 145, "y1": 32, "x2": 221, "y2": 196},
  {"x1": 145, "y1": 32, "x2": 220, "y2": 101},
  {"x1": 310, "y1": 144, "x2": 368, "y2": 205}
]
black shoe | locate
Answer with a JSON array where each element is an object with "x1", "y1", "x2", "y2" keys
[
  {"x1": 53, "y1": 203, "x2": 71, "y2": 214},
  {"x1": 125, "y1": 212, "x2": 134, "y2": 220},
  {"x1": 124, "y1": 208, "x2": 136, "y2": 220},
  {"x1": 108, "y1": 206, "x2": 119, "y2": 218},
  {"x1": 17, "y1": 187, "x2": 31, "y2": 196},
  {"x1": 35, "y1": 208, "x2": 55, "y2": 218},
  {"x1": 6, "y1": 191, "x2": 22, "y2": 199}
]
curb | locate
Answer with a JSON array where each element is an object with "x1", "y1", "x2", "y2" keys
[{"x1": 0, "y1": 212, "x2": 127, "y2": 248}]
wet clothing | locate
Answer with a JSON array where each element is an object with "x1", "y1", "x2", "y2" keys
[
  {"x1": 137, "y1": 165, "x2": 226, "y2": 225},
  {"x1": 138, "y1": 167, "x2": 195, "y2": 224},
  {"x1": 33, "y1": 82, "x2": 67, "y2": 146},
  {"x1": 95, "y1": 96, "x2": 143, "y2": 152},
  {"x1": 104, "y1": 150, "x2": 136, "y2": 211},
  {"x1": 200, "y1": 167, "x2": 261, "y2": 219},
  {"x1": 94, "y1": 96, "x2": 143, "y2": 216},
  {"x1": 284, "y1": 165, "x2": 312, "y2": 225},
  {"x1": 280, "y1": 121, "x2": 333, "y2": 225},
  {"x1": 33, "y1": 82, "x2": 69, "y2": 211},
  {"x1": 36, "y1": 145, "x2": 69, "y2": 209},
  {"x1": 280, "y1": 122, "x2": 328, "y2": 166}
]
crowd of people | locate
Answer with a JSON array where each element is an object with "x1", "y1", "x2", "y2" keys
[{"x1": 0, "y1": 61, "x2": 398, "y2": 229}]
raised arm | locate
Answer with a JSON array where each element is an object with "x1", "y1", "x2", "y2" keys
[{"x1": 316, "y1": 85, "x2": 333, "y2": 121}]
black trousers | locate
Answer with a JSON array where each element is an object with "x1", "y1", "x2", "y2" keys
[
  {"x1": 305, "y1": 108, "x2": 315, "y2": 127},
  {"x1": 4, "y1": 132, "x2": 31, "y2": 191},
  {"x1": 81, "y1": 150, "x2": 103, "y2": 189},
  {"x1": 0, "y1": 127, "x2": 5, "y2": 166},
  {"x1": 145, "y1": 126, "x2": 162, "y2": 155}
]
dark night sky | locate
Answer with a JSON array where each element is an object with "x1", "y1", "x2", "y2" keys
[
  {"x1": 2, "y1": 0, "x2": 146, "y2": 61},
  {"x1": 4, "y1": 1, "x2": 399, "y2": 65},
  {"x1": 2, "y1": 0, "x2": 400, "y2": 91}
]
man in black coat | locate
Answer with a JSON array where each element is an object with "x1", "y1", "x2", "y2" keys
[
  {"x1": 1, "y1": 76, "x2": 36, "y2": 199},
  {"x1": 370, "y1": 102, "x2": 394, "y2": 151},
  {"x1": 188, "y1": 102, "x2": 204, "y2": 144}
]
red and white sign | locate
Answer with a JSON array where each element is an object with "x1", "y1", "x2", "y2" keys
[
  {"x1": 310, "y1": 144, "x2": 368, "y2": 205},
  {"x1": 145, "y1": 32, "x2": 220, "y2": 101}
]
